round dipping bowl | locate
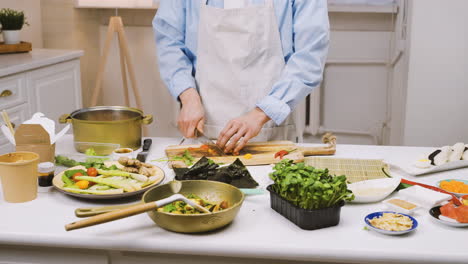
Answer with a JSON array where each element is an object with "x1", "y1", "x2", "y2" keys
[{"x1": 142, "y1": 180, "x2": 245, "y2": 233}]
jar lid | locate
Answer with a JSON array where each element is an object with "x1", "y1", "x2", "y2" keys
[{"x1": 38, "y1": 162, "x2": 55, "y2": 173}]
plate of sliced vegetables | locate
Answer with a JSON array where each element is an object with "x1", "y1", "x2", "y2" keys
[{"x1": 53, "y1": 157, "x2": 165, "y2": 199}]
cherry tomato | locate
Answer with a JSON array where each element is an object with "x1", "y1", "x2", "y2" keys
[
  {"x1": 274, "y1": 150, "x2": 289, "y2": 159},
  {"x1": 87, "y1": 167, "x2": 98, "y2": 177},
  {"x1": 76, "y1": 180, "x2": 90, "y2": 189},
  {"x1": 72, "y1": 172, "x2": 83, "y2": 182}
]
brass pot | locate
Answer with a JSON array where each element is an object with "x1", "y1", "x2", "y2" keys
[
  {"x1": 143, "y1": 180, "x2": 245, "y2": 233},
  {"x1": 59, "y1": 106, "x2": 153, "y2": 151}
]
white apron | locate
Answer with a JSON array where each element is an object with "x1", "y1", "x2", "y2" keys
[{"x1": 195, "y1": 0, "x2": 297, "y2": 141}]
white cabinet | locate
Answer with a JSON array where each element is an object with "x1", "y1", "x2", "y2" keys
[
  {"x1": 26, "y1": 60, "x2": 82, "y2": 131},
  {"x1": 0, "y1": 50, "x2": 83, "y2": 154}
]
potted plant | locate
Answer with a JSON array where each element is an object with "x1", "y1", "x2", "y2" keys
[
  {"x1": 0, "y1": 8, "x2": 29, "y2": 45},
  {"x1": 268, "y1": 160, "x2": 355, "y2": 230}
]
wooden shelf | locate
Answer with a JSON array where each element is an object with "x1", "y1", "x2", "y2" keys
[
  {"x1": 74, "y1": 2, "x2": 396, "y2": 14},
  {"x1": 328, "y1": 4, "x2": 398, "y2": 14}
]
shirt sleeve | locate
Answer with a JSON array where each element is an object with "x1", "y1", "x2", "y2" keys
[
  {"x1": 153, "y1": 0, "x2": 196, "y2": 100},
  {"x1": 256, "y1": 0, "x2": 330, "y2": 125}
]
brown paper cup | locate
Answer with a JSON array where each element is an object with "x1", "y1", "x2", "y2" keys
[{"x1": 0, "y1": 152, "x2": 39, "y2": 203}]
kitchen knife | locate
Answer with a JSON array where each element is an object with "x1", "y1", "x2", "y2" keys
[
  {"x1": 136, "y1": 138, "x2": 152, "y2": 162},
  {"x1": 195, "y1": 130, "x2": 226, "y2": 156}
]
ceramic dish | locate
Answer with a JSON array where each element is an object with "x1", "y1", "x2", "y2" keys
[
  {"x1": 382, "y1": 197, "x2": 420, "y2": 215},
  {"x1": 348, "y1": 178, "x2": 400, "y2": 203},
  {"x1": 112, "y1": 148, "x2": 135, "y2": 159},
  {"x1": 437, "y1": 179, "x2": 468, "y2": 198},
  {"x1": 429, "y1": 206, "x2": 468, "y2": 227},
  {"x1": 365, "y1": 211, "x2": 418, "y2": 235},
  {"x1": 52, "y1": 161, "x2": 165, "y2": 200}
]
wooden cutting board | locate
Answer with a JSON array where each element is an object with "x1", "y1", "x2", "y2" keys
[{"x1": 165, "y1": 134, "x2": 337, "y2": 168}]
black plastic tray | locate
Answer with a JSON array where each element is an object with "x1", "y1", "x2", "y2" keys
[{"x1": 267, "y1": 185, "x2": 344, "y2": 230}]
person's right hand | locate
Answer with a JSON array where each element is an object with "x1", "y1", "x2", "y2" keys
[{"x1": 178, "y1": 88, "x2": 205, "y2": 138}]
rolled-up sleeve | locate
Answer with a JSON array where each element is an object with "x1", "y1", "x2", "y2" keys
[
  {"x1": 257, "y1": 0, "x2": 330, "y2": 125},
  {"x1": 153, "y1": 0, "x2": 195, "y2": 99}
]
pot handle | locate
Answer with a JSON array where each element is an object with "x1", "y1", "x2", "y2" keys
[
  {"x1": 142, "y1": 114, "x2": 153, "y2": 125},
  {"x1": 59, "y1": 114, "x2": 72, "y2": 124}
]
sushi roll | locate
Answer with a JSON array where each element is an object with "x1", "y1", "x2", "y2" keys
[
  {"x1": 449, "y1": 142, "x2": 465, "y2": 162},
  {"x1": 463, "y1": 145, "x2": 468, "y2": 160},
  {"x1": 428, "y1": 146, "x2": 451, "y2": 166}
]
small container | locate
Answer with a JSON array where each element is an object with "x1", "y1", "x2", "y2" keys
[
  {"x1": 382, "y1": 197, "x2": 420, "y2": 215},
  {"x1": 112, "y1": 148, "x2": 135, "y2": 160},
  {"x1": 267, "y1": 185, "x2": 344, "y2": 230},
  {"x1": 0, "y1": 152, "x2": 39, "y2": 203},
  {"x1": 38, "y1": 162, "x2": 55, "y2": 187}
]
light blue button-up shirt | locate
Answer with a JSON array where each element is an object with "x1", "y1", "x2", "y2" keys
[{"x1": 153, "y1": 0, "x2": 329, "y2": 125}]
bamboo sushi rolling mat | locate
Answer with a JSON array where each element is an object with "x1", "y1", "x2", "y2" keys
[{"x1": 305, "y1": 157, "x2": 390, "y2": 183}]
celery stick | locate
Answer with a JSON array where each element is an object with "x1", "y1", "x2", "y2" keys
[
  {"x1": 75, "y1": 176, "x2": 135, "y2": 192},
  {"x1": 62, "y1": 174, "x2": 75, "y2": 187},
  {"x1": 63, "y1": 187, "x2": 124, "y2": 195},
  {"x1": 129, "y1": 173, "x2": 148, "y2": 182},
  {"x1": 97, "y1": 169, "x2": 130, "y2": 177},
  {"x1": 97, "y1": 168, "x2": 148, "y2": 182}
]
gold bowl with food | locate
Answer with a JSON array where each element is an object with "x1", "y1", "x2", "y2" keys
[{"x1": 143, "y1": 180, "x2": 245, "y2": 233}]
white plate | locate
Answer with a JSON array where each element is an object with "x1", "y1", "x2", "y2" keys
[
  {"x1": 348, "y1": 178, "x2": 400, "y2": 203},
  {"x1": 390, "y1": 159, "x2": 468, "y2": 176}
]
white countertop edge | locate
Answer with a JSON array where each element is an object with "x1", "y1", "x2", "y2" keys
[
  {"x1": 1, "y1": 234, "x2": 465, "y2": 264},
  {"x1": 0, "y1": 49, "x2": 84, "y2": 78}
]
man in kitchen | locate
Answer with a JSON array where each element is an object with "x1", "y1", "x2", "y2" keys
[{"x1": 153, "y1": 0, "x2": 329, "y2": 154}]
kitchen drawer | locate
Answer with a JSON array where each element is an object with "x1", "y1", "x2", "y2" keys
[
  {"x1": 0, "y1": 73, "x2": 27, "y2": 109},
  {"x1": 0, "y1": 245, "x2": 108, "y2": 264},
  {"x1": 0, "y1": 104, "x2": 30, "y2": 154}
]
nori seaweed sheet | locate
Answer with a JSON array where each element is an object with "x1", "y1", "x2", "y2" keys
[{"x1": 174, "y1": 157, "x2": 259, "y2": 188}]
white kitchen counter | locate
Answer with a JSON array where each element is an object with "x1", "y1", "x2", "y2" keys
[
  {"x1": 0, "y1": 49, "x2": 84, "y2": 77},
  {"x1": 0, "y1": 135, "x2": 467, "y2": 264}
]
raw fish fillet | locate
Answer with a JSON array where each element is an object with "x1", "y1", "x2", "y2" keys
[
  {"x1": 454, "y1": 206, "x2": 468, "y2": 223},
  {"x1": 440, "y1": 203, "x2": 457, "y2": 219}
]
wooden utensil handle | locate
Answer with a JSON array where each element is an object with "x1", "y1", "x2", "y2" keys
[
  {"x1": 300, "y1": 146, "x2": 336, "y2": 156},
  {"x1": 65, "y1": 202, "x2": 157, "y2": 231},
  {"x1": 300, "y1": 133, "x2": 337, "y2": 156},
  {"x1": 75, "y1": 203, "x2": 139, "y2": 218}
]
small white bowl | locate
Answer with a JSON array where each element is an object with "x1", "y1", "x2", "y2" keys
[
  {"x1": 348, "y1": 178, "x2": 401, "y2": 203},
  {"x1": 112, "y1": 148, "x2": 135, "y2": 160}
]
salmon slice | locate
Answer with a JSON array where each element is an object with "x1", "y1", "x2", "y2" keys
[
  {"x1": 454, "y1": 205, "x2": 468, "y2": 223},
  {"x1": 440, "y1": 203, "x2": 458, "y2": 219}
]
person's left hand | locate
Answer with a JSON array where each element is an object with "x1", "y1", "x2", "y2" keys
[{"x1": 217, "y1": 108, "x2": 271, "y2": 155}]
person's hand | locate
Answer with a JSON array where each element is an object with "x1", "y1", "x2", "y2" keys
[
  {"x1": 178, "y1": 88, "x2": 205, "y2": 138},
  {"x1": 217, "y1": 108, "x2": 270, "y2": 155}
]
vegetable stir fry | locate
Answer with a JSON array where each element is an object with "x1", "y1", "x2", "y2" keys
[{"x1": 158, "y1": 194, "x2": 229, "y2": 214}]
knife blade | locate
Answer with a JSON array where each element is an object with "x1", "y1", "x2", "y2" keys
[
  {"x1": 136, "y1": 138, "x2": 152, "y2": 162},
  {"x1": 195, "y1": 130, "x2": 226, "y2": 156}
]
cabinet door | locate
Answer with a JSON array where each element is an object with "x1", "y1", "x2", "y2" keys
[
  {"x1": 0, "y1": 104, "x2": 30, "y2": 154},
  {"x1": 26, "y1": 60, "x2": 83, "y2": 131}
]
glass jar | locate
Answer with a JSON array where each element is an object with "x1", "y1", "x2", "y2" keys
[{"x1": 38, "y1": 162, "x2": 55, "y2": 187}]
